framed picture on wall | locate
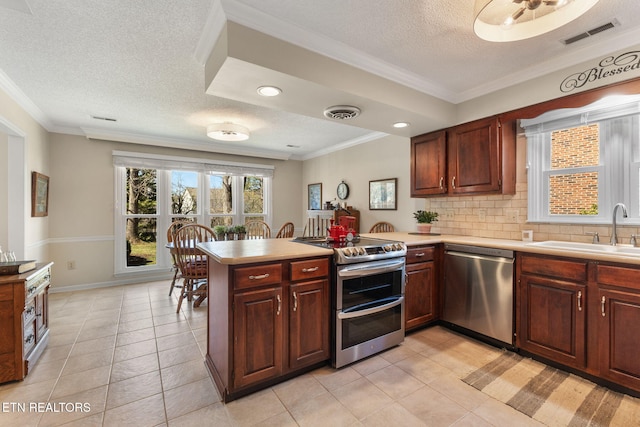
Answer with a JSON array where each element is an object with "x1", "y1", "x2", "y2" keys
[
  {"x1": 369, "y1": 178, "x2": 397, "y2": 210},
  {"x1": 31, "y1": 171, "x2": 49, "y2": 217},
  {"x1": 308, "y1": 183, "x2": 322, "y2": 210}
]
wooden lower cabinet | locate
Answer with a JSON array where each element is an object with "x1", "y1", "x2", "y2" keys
[
  {"x1": 596, "y1": 263, "x2": 640, "y2": 391},
  {"x1": 518, "y1": 273, "x2": 587, "y2": 368},
  {"x1": 517, "y1": 253, "x2": 640, "y2": 394},
  {"x1": 207, "y1": 256, "x2": 330, "y2": 402},
  {"x1": 233, "y1": 287, "x2": 283, "y2": 389},
  {"x1": 289, "y1": 279, "x2": 329, "y2": 370},
  {"x1": 405, "y1": 245, "x2": 438, "y2": 330}
]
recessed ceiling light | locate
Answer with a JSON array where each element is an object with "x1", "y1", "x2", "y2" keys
[
  {"x1": 257, "y1": 86, "x2": 282, "y2": 97},
  {"x1": 393, "y1": 122, "x2": 410, "y2": 128}
]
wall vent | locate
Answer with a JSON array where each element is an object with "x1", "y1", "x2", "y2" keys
[
  {"x1": 562, "y1": 20, "x2": 619, "y2": 45},
  {"x1": 91, "y1": 115, "x2": 117, "y2": 122}
]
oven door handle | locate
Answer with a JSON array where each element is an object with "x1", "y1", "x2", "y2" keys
[
  {"x1": 338, "y1": 296, "x2": 404, "y2": 320},
  {"x1": 338, "y1": 258, "x2": 405, "y2": 278}
]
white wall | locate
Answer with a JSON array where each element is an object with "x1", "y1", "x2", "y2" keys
[
  {"x1": 302, "y1": 134, "x2": 424, "y2": 233},
  {"x1": 0, "y1": 88, "x2": 50, "y2": 262},
  {"x1": 48, "y1": 133, "x2": 303, "y2": 290}
]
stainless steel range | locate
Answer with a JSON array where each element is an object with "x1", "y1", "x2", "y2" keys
[{"x1": 295, "y1": 236, "x2": 407, "y2": 368}]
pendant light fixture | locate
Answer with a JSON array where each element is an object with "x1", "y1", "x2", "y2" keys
[
  {"x1": 206, "y1": 122, "x2": 250, "y2": 141},
  {"x1": 473, "y1": 0, "x2": 600, "y2": 42}
]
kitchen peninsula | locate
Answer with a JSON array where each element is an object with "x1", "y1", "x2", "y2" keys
[{"x1": 199, "y1": 233, "x2": 640, "y2": 402}]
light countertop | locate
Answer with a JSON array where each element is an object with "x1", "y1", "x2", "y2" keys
[{"x1": 198, "y1": 233, "x2": 640, "y2": 266}]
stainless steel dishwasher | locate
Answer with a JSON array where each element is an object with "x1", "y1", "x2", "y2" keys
[{"x1": 443, "y1": 244, "x2": 515, "y2": 346}]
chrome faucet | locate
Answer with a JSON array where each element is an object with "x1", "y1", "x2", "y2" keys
[{"x1": 611, "y1": 203, "x2": 628, "y2": 245}]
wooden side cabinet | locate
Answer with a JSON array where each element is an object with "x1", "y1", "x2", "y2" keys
[
  {"x1": 206, "y1": 256, "x2": 330, "y2": 402},
  {"x1": 0, "y1": 262, "x2": 52, "y2": 384},
  {"x1": 405, "y1": 245, "x2": 438, "y2": 330},
  {"x1": 410, "y1": 116, "x2": 516, "y2": 197},
  {"x1": 516, "y1": 254, "x2": 588, "y2": 369}
]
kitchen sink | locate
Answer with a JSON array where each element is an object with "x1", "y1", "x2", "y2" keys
[{"x1": 527, "y1": 240, "x2": 640, "y2": 257}]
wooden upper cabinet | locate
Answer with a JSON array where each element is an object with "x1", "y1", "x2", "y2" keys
[
  {"x1": 411, "y1": 116, "x2": 516, "y2": 197},
  {"x1": 411, "y1": 130, "x2": 447, "y2": 196},
  {"x1": 448, "y1": 117, "x2": 501, "y2": 194}
]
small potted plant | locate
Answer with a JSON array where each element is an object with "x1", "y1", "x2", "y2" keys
[
  {"x1": 235, "y1": 224, "x2": 246, "y2": 240},
  {"x1": 213, "y1": 225, "x2": 227, "y2": 241},
  {"x1": 413, "y1": 210, "x2": 438, "y2": 234}
]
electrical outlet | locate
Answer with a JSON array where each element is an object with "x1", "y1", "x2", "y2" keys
[
  {"x1": 443, "y1": 210, "x2": 454, "y2": 220},
  {"x1": 478, "y1": 210, "x2": 486, "y2": 221},
  {"x1": 67, "y1": 261, "x2": 76, "y2": 270}
]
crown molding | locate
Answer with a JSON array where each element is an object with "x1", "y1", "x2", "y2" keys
[
  {"x1": 456, "y1": 27, "x2": 640, "y2": 103},
  {"x1": 194, "y1": 0, "x2": 227, "y2": 65},
  {"x1": 0, "y1": 68, "x2": 53, "y2": 130},
  {"x1": 298, "y1": 131, "x2": 388, "y2": 161},
  {"x1": 81, "y1": 127, "x2": 293, "y2": 160}
]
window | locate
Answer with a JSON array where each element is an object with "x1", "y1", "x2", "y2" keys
[
  {"x1": 524, "y1": 95, "x2": 640, "y2": 224},
  {"x1": 113, "y1": 152, "x2": 273, "y2": 274}
]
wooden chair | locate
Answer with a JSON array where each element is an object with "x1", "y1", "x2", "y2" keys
[
  {"x1": 173, "y1": 223, "x2": 215, "y2": 313},
  {"x1": 275, "y1": 222, "x2": 295, "y2": 238},
  {"x1": 166, "y1": 220, "x2": 193, "y2": 296},
  {"x1": 245, "y1": 220, "x2": 271, "y2": 239},
  {"x1": 369, "y1": 221, "x2": 395, "y2": 233}
]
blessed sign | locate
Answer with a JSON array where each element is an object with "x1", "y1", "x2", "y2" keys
[{"x1": 560, "y1": 51, "x2": 640, "y2": 93}]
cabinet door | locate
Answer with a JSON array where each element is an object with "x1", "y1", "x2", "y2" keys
[
  {"x1": 448, "y1": 117, "x2": 500, "y2": 195},
  {"x1": 598, "y1": 288, "x2": 640, "y2": 390},
  {"x1": 518, "y1": 274, "x2": 586, "y2": 368},
  {"x1": 405, "y1": 261, "x2": 436, "y2": 330},
  {"x1": 289, "y1": 280, "x2": 329, "y2": 370},
  {"x1": 35, "y1": 287, "x2": 48, "y2": 340},
  {"x1": 233, "y1": 287, "x2": 283, "y2": 389},
  {"x1": 411, "y1": 131, "x2": 447, "y2": 196}
]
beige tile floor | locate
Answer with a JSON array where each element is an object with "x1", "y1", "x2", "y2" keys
[{"x1": 0, "y1": 280, "x2": 631, "y2": 426}]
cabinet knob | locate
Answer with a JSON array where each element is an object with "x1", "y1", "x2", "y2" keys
[
  {"x1": 248, "y1": 273, "x2": 270, "y2": 280},
  {"x1": 451, "y1": 176, "x2": 456, "y2": 189},
  {"x1": 601, "y1": 296, "x2": 606, "y2": 317},
  {"x1": 439, "y1": 177, "x2": 444, "y2": 190},
  {"x1": 292, "y1": 292, "x2": 298, "y2": 312}
]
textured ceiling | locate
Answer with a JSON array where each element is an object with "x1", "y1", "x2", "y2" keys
[{"x1": 0, "y1": 0, "x2": 639, "y2": 160}]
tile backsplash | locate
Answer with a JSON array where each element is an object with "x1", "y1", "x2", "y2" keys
[{"x1": 423, "y1": 183, "x2": 640, "y2": 244}]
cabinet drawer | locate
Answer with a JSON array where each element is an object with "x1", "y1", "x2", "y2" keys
[
  {"x1": 23, "y1": 322, "x2": 36, "y2": 355},
  {"x1": 520, "y1": 254, "x2": 588, "y2": 282},
  {"x1": 597, "y1": 264, "x2": 640, "y2": 292},
  {"x1": 23, "y1": 300, "x2": 36, "y2": 324},
  {"x1": 290, "y1": 258, "x2": 329, "y2": 281},
  {"x1": 406, "y1": 246, "x2": 435, "y2": 264},
  {"x1": 234, "y1": 263, "x2": 282, "y2": 290}
]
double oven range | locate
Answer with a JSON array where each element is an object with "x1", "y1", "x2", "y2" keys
[{"x1": 295, "y1": 236, "x2": 407, "y2": 368}]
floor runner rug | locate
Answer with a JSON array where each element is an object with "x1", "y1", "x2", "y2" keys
[{"x1": 462, "y1": 351, "x2": 640, "y2": 426}]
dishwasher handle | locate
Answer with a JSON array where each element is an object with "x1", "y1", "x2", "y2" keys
[{"x1": 445, "y1": 250, "x2": 514, "y2": 264}]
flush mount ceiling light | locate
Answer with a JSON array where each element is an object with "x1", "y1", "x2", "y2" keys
[
  {"x1": 474, "y1": 0, "x2": 600, "y2": 42},
  {"x1": 257, "y1": 86, "x2": 282, "y2": 97},
  {"x1": 206, "y1": 123, "x2": 250, "y2": 141}
]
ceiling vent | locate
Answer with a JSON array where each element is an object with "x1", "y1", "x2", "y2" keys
[
  {"x1": 562, "y1": 20, "x2": 619, "y2": 45},
  {"x1": 323, "y1": 105, "x2": 361, "y2": 120}
]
